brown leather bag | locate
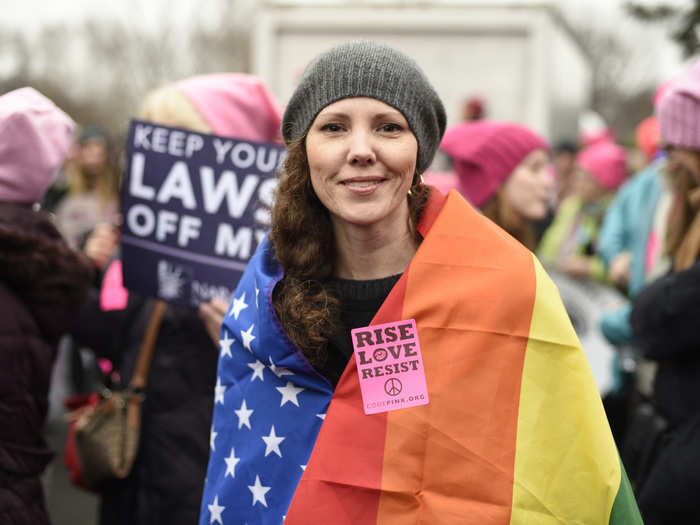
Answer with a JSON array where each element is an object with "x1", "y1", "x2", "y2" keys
[{"x1": 68, "y1": 300, "x2": 166, "y2": 489}]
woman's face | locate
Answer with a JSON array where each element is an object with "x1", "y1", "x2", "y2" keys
[
  {"x1": 305, "y1": 97, "x2": 418, "y2": 235},
  {"x1": 570, "y1": 168, "x2": 606, "y2": 203},
  {"x1": 501, "y1": 149, "x2": 553, "y2": 221},
  {"x1": 79, "y1": 138, "x2": 108, "y2": 176}
]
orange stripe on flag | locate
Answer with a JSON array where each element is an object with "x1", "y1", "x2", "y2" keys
[{"x1": 377, "y1": 192, "x2": 536, "y2": 523}]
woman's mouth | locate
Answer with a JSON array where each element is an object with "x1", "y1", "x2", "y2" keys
[
  {"x1": 341, "y1": 177, "x2": 386, "y2": 194},
  {"x1": 343, "y1": 180, "x2": 384, "y2": 188}
]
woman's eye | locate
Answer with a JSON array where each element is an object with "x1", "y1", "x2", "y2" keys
[
  {"x1": 380, "y1": 123, "x2": 403, "y2": 133},
  {"x1": 320, "y1": 123, "x2": 344, "y2": 132}
]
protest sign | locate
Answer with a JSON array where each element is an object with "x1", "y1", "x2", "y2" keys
[{"x1": 120, "y1": 119, "x2": 285, "y2": 307}]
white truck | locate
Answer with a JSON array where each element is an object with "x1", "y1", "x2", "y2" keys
[{"x1": 252, "y1": 0, "x2": 592, "y2": 160}]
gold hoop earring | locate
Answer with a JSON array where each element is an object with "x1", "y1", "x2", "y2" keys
[{"x1": 407, "y1": 174, "x2": 424, "y2": 196}]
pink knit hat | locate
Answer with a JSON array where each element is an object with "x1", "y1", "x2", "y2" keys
[
  {"x1": 635, "y1": 116, "x2": 660, "y2": 162},
  {"x1": 656, "y1": 59, "x2": 700, "y2": 150},
  {"x1": 422, "y1": 170, "x2": 460, "y2": 195},
  {"x1": 0, "y1": 87, "x2": 76, "y2": 203},
  {"x1": 576, "y1": 141, "x2": 627, "y2": 190},
  {"x1": 439, "y1": 121, "x2": 549, "y2": 206},
  {"x1": 177, "y1": 74, "x2": 283, "y2": 144}
]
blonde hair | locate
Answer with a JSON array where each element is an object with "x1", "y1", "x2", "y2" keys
[
  {"x1": 138, "y1": 84, "x2": 213, "y2": 133},
  {"x1": 65, "y1": 135, "x2": 118, "y2": 209}
]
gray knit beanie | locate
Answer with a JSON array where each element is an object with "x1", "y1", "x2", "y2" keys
[{"x1": 282, "y1": 40, "x2": 447, "y2": 174}]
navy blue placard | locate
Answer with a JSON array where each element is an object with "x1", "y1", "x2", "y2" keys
[{"x1": 120, "y1": 119, "x2": 285, "y2": 307}]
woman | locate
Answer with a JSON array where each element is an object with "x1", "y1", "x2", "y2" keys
[
  {"x1": 0, "y1": 87, "x2": 94, "y2": 525},
  {"x1": 53, "y1": 125, "x2": 120, "y2": 249},
  {"x1": 201, "y1": 41, "x2": 641, "y2": 524},
  {"x1": 69, "y1": 74, "x2": 283, "y2": 525},
  {"x1": 630, "y1": 58, "x2": 700, "y2": 524},
  {"x1": 427, "y1": 120, "x2": 553, "y2": 249},
  {"x1": 539, "y1": 140, "x2": 628, "y2": 281}
]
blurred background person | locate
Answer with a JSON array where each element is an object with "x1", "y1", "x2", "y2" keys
[
  {"x1": 460, "y1": 94, "x2": 486, "y2": 122},
  {"x1": 629, "y1": 58, "x2": 700, "y2": 524},
  {"x1": 0, "y1": 87, "x2": 94, "y2": 525},
  {"x1": 425, "y1": 120, "x2": 553, "y2": 250},
  {"x1": 52, "y1": 125, "x2": 120, "y2": 250},
  {"x1": 68, "y1": 73, "x2": 283, "y2": 525},
  {"x1": 635, "y1": 116, "x2": 661, "y2": 168},
  {"x1": 551, "y1": 139, "x2": 579, "y2": 206},
  {"x1": 539, "y1": 139, "x2": 628, "y2": 281},
  {"x1": 595, "y1": 82, "x2": 675, "y2": 446}
]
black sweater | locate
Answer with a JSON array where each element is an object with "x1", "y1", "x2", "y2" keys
[
  {"x1": 320, "y1": 274, "x2": 401, "y2": 387},
  {"x1": 631, "y1": 260, "x2": 700, "y2": 427}
]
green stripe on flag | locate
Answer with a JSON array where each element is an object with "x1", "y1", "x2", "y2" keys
[{"x1": 609, "y1": 458, "x2": 643, "y2": 524}]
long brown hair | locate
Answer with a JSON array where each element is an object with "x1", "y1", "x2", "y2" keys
[
  {"x1": 480, "y1": 190, "x2": 536, "y2": 250},
  {"x1": 269, "y1": 139, "x2": 429, "y2": 366},
  {"x1": 665, "y1": 162, "x2": 700, "y2": 271}
]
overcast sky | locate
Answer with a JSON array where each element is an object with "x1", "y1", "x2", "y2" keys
[{"x1": 0, "y1": 0, "x2": 694, "y2": 85}]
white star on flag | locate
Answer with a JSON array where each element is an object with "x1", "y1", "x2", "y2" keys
[
  {"x1": 276, "y1": 381, "x2": 305, "y2": 407},
  {"x1": 316, "y1": 413, "x2": 326, "y2": 420},
  {"x1": 210, "y1": 427, "x2": 218, "y2": 451},
  {"x1": 248, "y1": 475, "x2": 271, "y2": 507},
  {"x1": 234, "y1": 399, "x2": 253, "y2": 430},
  {"x1": 240, "y1": 324, "x2": 256, "y2": 352},
  {"x1": 219, "y1": 330, "x2": 234, "y2": 358},
  {"x1": 248, "y1": 359, "x2": 265, "y2": 382},
  {"x1": 229, "y1": 292, "x2": 248, "y2": 320},
  {"x1": 300, "y1": 464, "x2": 306, "y2": 471},
  {"x1": 208, "y1": 495, "x2": 225, "y2": 524},
  {"x1": 214, "y1": 377, "x2": 226, "y2": 405},
  {"x1": 261, "y1": 425, "x2": 286, "y2": 457},
  {"x1": 224, "y1": 447, "x2": 240, "y2": 478},
  {"x1": 268, "y1": 356, "x2": 293, "y2": 378},
  {"x1": 255, "y1": 284, "x2": 260, "y2": 307}
]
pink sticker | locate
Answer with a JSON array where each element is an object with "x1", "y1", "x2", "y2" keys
[{"x1": 351, "y1": 319, "x2": 429, "y2": 415}]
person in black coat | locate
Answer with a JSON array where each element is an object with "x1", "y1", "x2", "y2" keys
[
  {"x1": 630, "y1": 260, "x2": 700, "y2": 523},
  {"x1": 0, "y1": 88, "x2": 94, "y2": 525},
  {"x1": 629, "y1": 58, "x2": 700, "y2": 525}
]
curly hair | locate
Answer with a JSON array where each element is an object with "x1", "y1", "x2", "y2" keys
[{"x1": 269, "y1": 139, "x2": 429, "y2": 367}]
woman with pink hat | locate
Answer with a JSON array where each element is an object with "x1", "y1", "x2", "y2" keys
[
  {"x1": 0, "y1": 88, "x2": 94, "y2": 525},
  {"x1": 426, "y1": 120, "x2": 553, "y2": 250},
  {"x1": 69, "y1": 74, "x2": 283, "y2": 525},
  {"x1": 539, "y1": 139, "x2": 628, "y2": 280},
  {"x1": 628, "y1": 58, "x2": 700, "y2": 524}
]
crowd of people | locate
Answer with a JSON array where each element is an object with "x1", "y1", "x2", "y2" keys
[{"x1": 1, "y1": 39, "x2": 699, "y2": 525}]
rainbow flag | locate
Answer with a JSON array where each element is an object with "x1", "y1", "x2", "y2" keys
[{"x1": 284, "y1": 190, "x2": 642, "y2": 524}]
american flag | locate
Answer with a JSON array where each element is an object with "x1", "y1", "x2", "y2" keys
[{"x1": 199, "y1": 238, "x2": 333, "y2": 525}]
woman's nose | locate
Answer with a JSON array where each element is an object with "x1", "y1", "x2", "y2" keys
[{"x1": 347, "y1": 130, "x2": 376, "y2": 166}]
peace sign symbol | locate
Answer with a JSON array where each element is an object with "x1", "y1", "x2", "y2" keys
[{"x1": 384, "y1": 378, "x2": 403, "y2": 397}]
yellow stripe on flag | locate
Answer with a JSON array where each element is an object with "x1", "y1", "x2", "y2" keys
[{"x1": 510, "y1": 255, "x2": 620, "y2": 524}]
